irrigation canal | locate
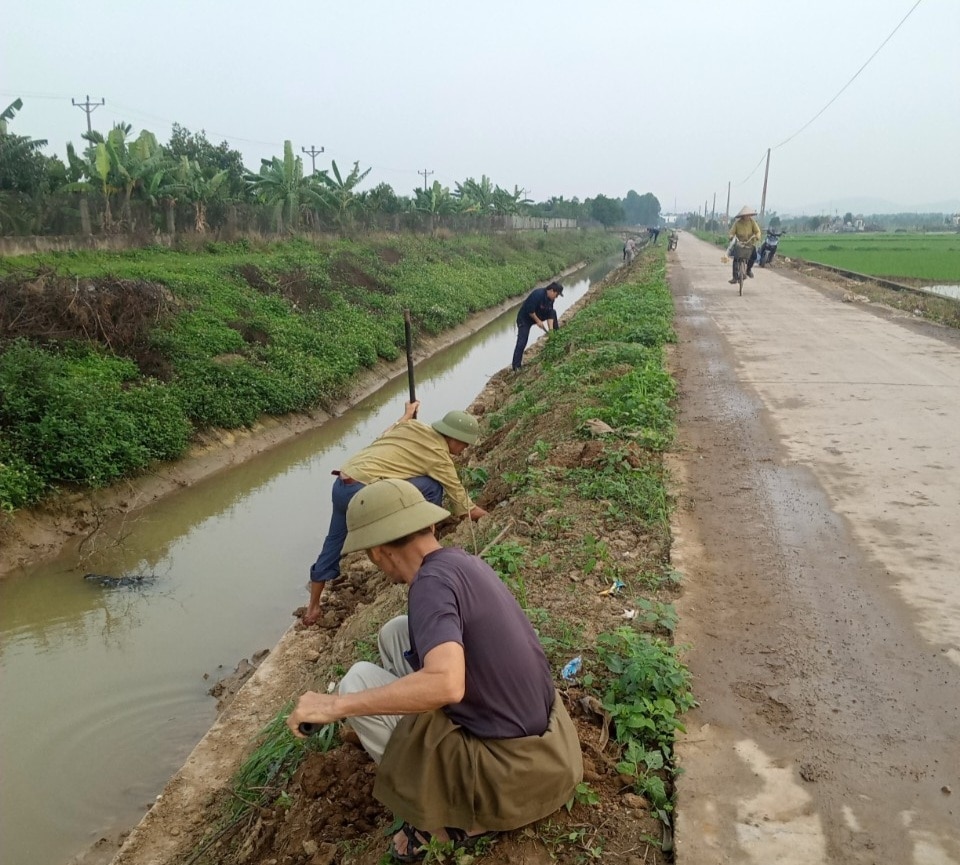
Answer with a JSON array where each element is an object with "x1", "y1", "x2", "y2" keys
[{"x1": 0, "y1": 255, "x2": 619, "y2": 865}]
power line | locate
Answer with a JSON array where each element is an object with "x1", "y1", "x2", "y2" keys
[
  {"x1": 737, "y1": 152, "x2": 768, "y2": 186},
  {"x1": 418, "y1": 168, "x2": 434, "y2": 192},
  {"x1": 773, "y1": 0, "x2": 923, "y2": 150}
]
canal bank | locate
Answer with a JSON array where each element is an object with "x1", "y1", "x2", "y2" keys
[
  {"x1": 98, "y1": 250, "x2": 679, "y2": 865},
  {"x1": 1, "y1": 256, "x2": 627, "y2": 865}
]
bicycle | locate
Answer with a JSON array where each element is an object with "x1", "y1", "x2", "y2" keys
[{"x1": 732, "y1": 241, "x2": 756, "y2": 296}]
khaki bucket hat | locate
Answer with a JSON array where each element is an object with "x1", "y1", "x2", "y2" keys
[
  {"x1": 342, "y1": 479, "x2": 450, "y2": 554},
  {"x1": 431, "y1": 410, "x2": 480, "y2": 445},
  {"x1": 736, "y1": 205, "x2": 757, "y2": 217}
]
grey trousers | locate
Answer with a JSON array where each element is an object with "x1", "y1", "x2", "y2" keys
[{"x1": 339, "y1": 615, "x2": 415, "y2": 763}]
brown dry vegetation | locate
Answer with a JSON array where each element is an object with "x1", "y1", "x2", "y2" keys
[{"x1": 0, "y1": 268, "x2": 178, "y2": 378}]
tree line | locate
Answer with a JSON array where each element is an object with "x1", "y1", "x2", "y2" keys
[{"x1": 0, "y1": 100, "x2": 662, "y2": 237}]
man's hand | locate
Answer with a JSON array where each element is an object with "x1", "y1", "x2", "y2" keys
[
  {"x1": 468, "y1": 505, "x2": 488, "y2": 520},
  {"x1": 300, "y1": 580, "x2": 325, "y2": 627},
  {"x1": 288, "y1": 691, "x2": 340, "y2": 738},
  {"x1": 401, "y1": 400, "x2": 421, "y2": 421}
]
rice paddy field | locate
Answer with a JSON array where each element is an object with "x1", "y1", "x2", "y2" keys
[{"x1": 779, "y1": 232, "x2": 960, "y2": 284}]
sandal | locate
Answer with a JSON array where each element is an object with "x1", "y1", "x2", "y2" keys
[
  {"x1": 389, "y1": 824, "x2": 499, "y2": 862},
  {"x1": 446, "y1": 827, "x2": 499, "y2": 852},
  {"x1": 390, "y1": 822, "x2": 432, "y2": 862}
]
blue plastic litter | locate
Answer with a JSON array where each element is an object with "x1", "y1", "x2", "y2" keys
[{"x1": 561, "y1": 656, "x2": 582, "y2": 680}]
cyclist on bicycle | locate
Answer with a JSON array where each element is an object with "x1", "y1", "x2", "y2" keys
[{"x1": 728, "y1": 205, "x2": 761, "y2": 283}]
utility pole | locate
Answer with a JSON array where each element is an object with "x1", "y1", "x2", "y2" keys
[
  {"x1": 760, "y1": 148, "x2": 771, "y2": 220},
  {"x1": 704, "y1": 199, "x2": 708, "y2": 231},
  {"x1": 301, "y1": 144, "x2": 324, "y2": 175},
  {"x1": 72, "y1": 94, "x2": 105, "y2": 134},
  {"x1": 418, "y1": 169, "x2": 434, "y2": 192},
  {"x1": 711, "y1": 192, "x2": 716, "y2": 229},
  {"x1": 724, "y1": 181, "x2": 731, "y2": 227}
]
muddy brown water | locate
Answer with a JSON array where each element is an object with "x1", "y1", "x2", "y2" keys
[{"x1": 0, "y1": 258, "x2": 619, "y2": 865}]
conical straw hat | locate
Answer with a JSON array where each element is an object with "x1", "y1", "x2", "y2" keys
[{"x1": 736, "y1": 205, "x2": 757, "y2": 217}]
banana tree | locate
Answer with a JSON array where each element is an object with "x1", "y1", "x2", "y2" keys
[
  {"x1": 0, "y1": 99, "x2": 51, "y2": 233},
  {"x1": 491, "y1": 184, "x2": 528, "y2": 216},
  {"x1": 413, "y1": 180, "x2": 456, "y2": 234},
  {"x1": 144, "y1": 164, "x2": 184, "y2": 234},
  {"x1": 107, "y1": 129, "x2": 166, "y2": 229},
  {"x1": 316, "y1": 159, "x2": 371, "y2": 232},
  {"x1": 454, "y1": 175, "x2": 495, "y2": 213},
  {"x1": 246, "y1": 140, "x2": 326, "y2": 232},
  {"x1": 175, "y1": 156, "x2": 227, "y2": 233}
]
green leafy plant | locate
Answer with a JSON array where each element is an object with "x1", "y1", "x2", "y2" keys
[
  {"x1": 482, "y1": 541, "x2": 529, "y2": 609},
  {"x1": 565, "y1": 781, "x2": 601, "y2": 811}
]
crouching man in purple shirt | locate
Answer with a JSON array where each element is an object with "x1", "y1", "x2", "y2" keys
[{"x1": 289, "y1": 479, "x2": 582, "y2": 861}]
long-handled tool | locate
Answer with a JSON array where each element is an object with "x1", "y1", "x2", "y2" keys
[{"x1": 404, "y1": 308, "x2": 417, "y2": 418}]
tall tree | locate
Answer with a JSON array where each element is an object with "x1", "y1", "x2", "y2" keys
[
  {"x1": 166, "y1": 124, "x2": 248, "y2": 199},
  {"x1": 590, "y1": 194, "x2": 625, "y2": 227}
]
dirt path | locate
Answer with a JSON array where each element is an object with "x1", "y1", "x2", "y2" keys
[{"x1": 668, "y1": 233, "x2": 960, "y2": 863}]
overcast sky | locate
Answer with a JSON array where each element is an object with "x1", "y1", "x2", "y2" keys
[{"x1": 4, "y1": 0, "x2": 958, "y2": 215}]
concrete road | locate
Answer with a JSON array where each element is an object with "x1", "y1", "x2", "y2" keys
[{"x1": 668, "y1": 232, "x2": 960, "y2": 864}]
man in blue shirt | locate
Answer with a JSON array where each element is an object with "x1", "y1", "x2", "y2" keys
[{"x1": 511, "y1": 281, "x2": 563, "y2": 371}]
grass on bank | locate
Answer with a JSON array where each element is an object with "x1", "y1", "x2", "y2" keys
[
  {"x1": 0, "y1": 231, "x2": 621, "y2": 512},
  {"x1": 202, "y1": 249, "x2": 693, "y2": 865}
]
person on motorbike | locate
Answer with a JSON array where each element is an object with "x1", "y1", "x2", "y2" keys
[{"x1": 728, "y1": 205, "x2": 761, "y2": 283}]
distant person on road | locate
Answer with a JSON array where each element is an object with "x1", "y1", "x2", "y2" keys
[
  {"x1": 302, "y1": 401, "x2": 487, "y2": 627},
  {"x1": 728, "y1": 205, "x2": 762, "y2": 283},
  {"x1": 511, "y1": 281, "x2": 563, "y2": 371},
  {"x1": 288, "y1": 479, "x2": 583, "y2": 861}
]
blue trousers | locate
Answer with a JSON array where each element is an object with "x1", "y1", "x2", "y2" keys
[
  {"x1": 309, "y1": 475, "x2": 444, "y2": 582},
  {"x1": 511, "y1": 312, "x2": 559, "y2": 370}
]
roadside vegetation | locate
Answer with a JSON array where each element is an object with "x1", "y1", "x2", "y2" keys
[
  {"x1": 179, "y1": 249, "x2": 691, "y2": 865},
  {"x1": 0, "y1": 231, "x2": 620, "y2": 512}
]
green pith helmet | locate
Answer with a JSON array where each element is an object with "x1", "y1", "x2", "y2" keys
[
  {"x1": 342, "y1": 479, "x2": 450, "y2": 554},
  {"x1": 431, "y1": 410, "x2": 480, "y2": 445}
]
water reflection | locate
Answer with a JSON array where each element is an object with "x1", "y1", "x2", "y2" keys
[{"x1": 0, "y1": 256, "x2": 619, "y2": 865}]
